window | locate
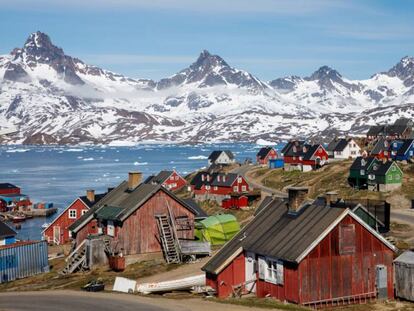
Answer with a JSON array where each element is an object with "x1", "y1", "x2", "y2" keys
[
  {"x1": 214, "y1": 186, "x2": 218, "y2": 190},
  {"x1": 81, "y1": 210, "x2": 88, "y2": 216},
  {"x1": 351, "y1": 151, "x2": 356, "y2": 155},
  {"x1": 68, "y1": 209, "x2": 77, "y2": 219},
  {"x1": 242, "y1": 185, "x2": 247, "y2": 192},
  {"x1": 264, "y1": 258, "x2": 284, "y2": 285},
  {"x1": 205, "y1": 185, "x2": 211, "y2": 190},
  {"x1": 389, "y1": 175, "x2": 392, "y2": 181},
  {"x1": 339, "y1": 224, "x2": 356, "y2": 255},
  {"x1": 233, "y1": 186, "x2": 238, "y2": 192},
  {"x1": 170, "y1": 176, "x2": 174, "y2": 181},
  {"x1": 107, "y1": 221, "x2": 115, "y2": 237},
  {"x1": 360, "y1": 169, "x2": 365, "y2": 176},
  {"x1": 238, "y1": 177, "x2": 242, "y2": 183},
  {"x1": 410, "y1": 151, "x2": 413, "y2": 156}
]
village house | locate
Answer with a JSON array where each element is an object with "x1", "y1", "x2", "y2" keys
[
  {"x1": 69, "y1": 172, "x2": 202, "y2": 257},
  {"x1": 367, "y1": 160, "x2": 403, "y2": 192},
  {"x1": 366, "y1": 118, "x2": 414, "y2": 141},
  {"x1": 207, "y1": 150, "x2": 236, "y2": 166},
  {"x1": 326, "y1": 137, "x2": 361, "y2": 159},
  {"x1": 42, "y1": 189, "x2": 109, "y2": 245},
  {"x1": 202, "y1": 187, "x2": 397, "y2": 306},
  {"x1": 144, "y1": 170, "x2": 187, "y2": 191},
  {"x1": 0, "y1": 220, "x2": 16, "y2": 246},
  {"x1": 190, "y1": 171, "x2": 250, "y2": 203},
  {"x1": 0, "y1": 183, "x2": 31, "y2": 212},
  {"x1": 370, "y1": 138, "x2": 391, "y2": 160},
  {"x1": 390, "y1": 139, "x2": 414, "y2": 161},
  {"x1": 283, "y1": 141, "x2": 328, "y2": 172},
  {"x1": 348, "y1": 157, "x2": 379, "y2": 189},
  {"x1": 256, "y1": 147, "x2": 278, "y2": 165}
]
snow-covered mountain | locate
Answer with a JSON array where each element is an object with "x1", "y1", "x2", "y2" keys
[{"x1": 0, "y1": 31, "x2": 413, "y2": 145}]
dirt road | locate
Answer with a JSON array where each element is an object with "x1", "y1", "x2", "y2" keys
[{"x1": 0, "y1": 290, "x2": 278, "y2": 311}]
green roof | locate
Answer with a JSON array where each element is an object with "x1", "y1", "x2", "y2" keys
[{"x1": 95, "y1": 205, "x2": 125, "y2": 221}]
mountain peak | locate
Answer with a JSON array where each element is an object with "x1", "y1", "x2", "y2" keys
[
  {"x1": 192, "y1": 50, "x2": 229, "y2": 70},
  {"x1": 385, "y1": 56, "x2": 414, "y2": 86},
  {"x1": 401, "y1": 56, "x2": 414, "y2": 67},
  {"x1": 309, "y1": 65, "x2": 342, "y2": 81},
  {"x1": 24, "y1": 31, "x2": 53, "y2": 49}
]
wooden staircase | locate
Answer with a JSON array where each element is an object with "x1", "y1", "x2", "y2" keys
[
  {"x1": 156, "y1": 214, "x2": 181, "y2": 264},
  {"x1": 61, "y1": 240, "x2": 88, "y2": 275}
]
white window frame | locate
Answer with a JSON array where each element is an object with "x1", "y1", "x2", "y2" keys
[
  {"x1": 68, "y1": 209, "x2": 77, "y2": 219},
  {"x1": 237, "y1": 177, "x2": 242, "y2": 183},
  {"x1": 264, "y1": 258, "x2": 284, "y2": 285},
  {"x1": 81, "y1": 209, "x2": 88, "y2": 216},
  {"x1": 205, "y1": 185, "x2": 211, "y2": 190},
  {"x1": 107, "y1": 221, "x2": 115, "y2": 237},
  {"x1": 214, "y1": 186, "x2": 218, "y2": 190},
  {"x1": 360, "y1": 169, "x2": 365, "y2": 176},
  {"x1": 242, "y1": 185, "x2": 247, "y2": 192},
  {"x1": 233, "y1": 186, "x2": 238, "y2": 192}
]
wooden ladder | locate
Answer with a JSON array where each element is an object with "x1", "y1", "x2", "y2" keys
[
  {"x1": 61, "y1": 240, "x2": 88, "y2": 275},
  {"x1": 156, "y1": 214, "x2": 181, "y2": 264}
]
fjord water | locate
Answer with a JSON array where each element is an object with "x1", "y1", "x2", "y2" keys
[{"x1": 1, "y1": 144, "x2": 262, "y2": 240}]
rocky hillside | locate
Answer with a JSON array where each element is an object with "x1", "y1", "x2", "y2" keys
[{"x1": 0, "y1": 31, "x2": 413, "y2": 145}]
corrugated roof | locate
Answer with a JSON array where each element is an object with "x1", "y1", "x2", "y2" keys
[
  {"x1": 183, "y1": 198, "x2": 208, "y2": 219},
  {"x1": 203, "y1": 198, "x2": 346, "y2": 273},
  {"x1": 395, "y1": 251, "x2": 414, "y2": 264},
  {"x1": 95, "y1": 206, "x2": 125, "y2": 221},
  {"x1": 0, "y1": 220, "x2": 17, "y2": 239},
  {"x1": 70, "y1": 180, "x2": 199, "y2": 232}
]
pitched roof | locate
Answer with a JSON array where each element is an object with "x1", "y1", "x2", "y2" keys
[
  {"x1": 257, "y1": 147, "x2": 273, "y2": 160},
  {"x1": 302, "y1": 144, "x2": 321, "y2": 160},
  {"x1": 371, "y1": 138, "x2": 390, "y2": 155},
  {"x1": 210, "y1": 173, "x2": 238, "y2": 187},
  {"x1": 182, "y1": 198, "x2": 208, "y2": 219},
  {"x1": 350, "y1": 156, "x2": 377, "y2": 171},
  {"x1": 190, "y1": 172, "x2": 212, "y2": 190},
  {"x1": 203, "y1": 197, "x2": 396, "y2": 274},
  {"x1": 387, "y1": 125, "x2": 408, "y2": 136},
  {"x1": 327, "y1": 138, "x2": 350, "y2": 152},
  {"x1": 282, "y1": 141, "x2": 305, "y2": 156},
  {"x1": 79, "y1": 192, "x2": 108, "y2": 208},
  {"x1": 0, "y1": 183, "x2": 19, "y2": 190},
  {"x1": 0, "y1": 220, "x2": 17, "y2": 239},
  {"x1": 367, "y1": 125, "x2": 385, "y2": 136},
  {"x1": 208, "y1": 150, "x2": 234, "y2": 162},
  {"x1": 144, "y1": 170, "x2": 173, "y2": 185},
  {"x1": 368, "y1": 161, "x2": 401, "y2": 176},
  {"x1": 69, "y1": 181, "x2": 199, "y2": 232},
  {"x1": 396, "y1": 139, "x2": 414, "y2": 156},
  {"x1": 394, "y1": 118, "x2": 412, "y2": 127}
]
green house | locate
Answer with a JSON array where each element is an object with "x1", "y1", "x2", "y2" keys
[
  {"x1": 367, "y1": 161, "x2": 403, "y2": 192},
  {"x1": 348, "y1": 157, "x2": 379, "y2": 189}
]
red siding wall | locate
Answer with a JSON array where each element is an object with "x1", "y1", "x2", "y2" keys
[
  {"x1": 75, "y1": 219, "x2": 99, "y2": 246},
  {"x1": 193, "y1": 176, "x2": 250, "y2": 196},
  {"x1": 0, "y1": 187, "x2": 20, "y2": 195},
  {"x1": 257, "y1": 149, "x2": 278, "y2": 165},
  {"x1": 43, "y1": 199, "x2": 89, "y2": 244},
  {"x1": 113, "y1": 191, "x2": 195, "y2": 255},
  {"x1": 162, "y1": 171, "x2": 187, "y2": 191},
  {"x1": 206, "y1": 253, "x2": 246, "y2": 298},
  {"x1": 298, "y1": 215, "x2": 394, "y2": 304}
]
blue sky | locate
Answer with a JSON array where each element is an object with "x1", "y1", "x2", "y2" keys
[{"x1": 0, "y1": 0, "x2": 413, "y2": 81}]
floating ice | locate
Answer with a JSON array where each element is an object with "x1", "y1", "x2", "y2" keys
[{"x1": 188, "y1": 155, "x2": 208, "y2": 160}]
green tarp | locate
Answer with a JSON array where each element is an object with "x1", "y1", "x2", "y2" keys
[{"x1": 194, "y1": 214, "x2": 240, "y2": 245}]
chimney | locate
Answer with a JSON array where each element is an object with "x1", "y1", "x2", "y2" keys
[
  {"x1": 128, "y1": 171, "x2": 142, "y2": 191},
  {"x1": 86, "y1": 189, "x2": 95, "y2": 203},
  {"x1": 287, "y1": 187, "x2": 309, "y2": 213},
  {"x1": 325, "y1": 191, "x2": 338, "y2": 206},
  {"x1": 107, "y1": 187, "x2": 114, "y2": 193}
]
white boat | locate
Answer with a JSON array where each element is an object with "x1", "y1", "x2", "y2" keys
[
  {"x1": 136, "y1": 274, "x2": 205, "y2": 294},
  {"x1": 41, "y1": 223, "x2": 50, "y2": 229}
]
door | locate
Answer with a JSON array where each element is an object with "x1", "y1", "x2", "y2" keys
[
  {"x1": 53, "y1": 226, "x2": 60, "y2": 245},
  {"x1": 376, "y1": 265, "x2": 388, "y2": 299},
  {"x1": 245, "y1": 251, "x2": 257, "y2": 293}
]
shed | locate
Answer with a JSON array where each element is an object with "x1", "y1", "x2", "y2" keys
[
  {"x1": 194, "y1": 214, "x2": 240, "y2": 245},
  {"x1": 394, "y1": 251, "x2": 414, "y2": 301},
  {"x1": 268, "y1": 158, "x2": 284, "y2": 169}
]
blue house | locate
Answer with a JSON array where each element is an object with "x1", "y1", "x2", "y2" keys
[
  {"x1": 391, "y1": 139, "x2": 414, "y2": 161},
  {"x1": 0, "y1": 220, "x2": 17, "y2": 246},
  {"x1": 268, "y1": 158, "x2": 284, "y2": 169}
]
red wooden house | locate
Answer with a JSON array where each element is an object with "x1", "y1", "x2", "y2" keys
[
  {"x1": 283, "y1": 141, "x2": 328, "y2": 172},
  {"x1": 203, "y1": 187, "x2": 397, "y2": 307},
  {"x1": 0, "y1": 183, "x2": 21, "y2": 196},
  {"x1": 256, "y1": 147, "x2": 278, "y2": 165},
  {"x1": 190, "y1": 172, "x2": 250, "y2": 202},
  {"x1": 69, "y1": 172, "x2": 202, "y2": 256},
  {"x1": 42, "y1": 189, "x2": 109, "y2": 245},
  {"x1": 144, "y1": 170, "x2": 187, "y2": 191}
]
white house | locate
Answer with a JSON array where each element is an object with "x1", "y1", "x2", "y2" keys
[
  {"x1": 207, "y1": 150, "x2": 236, "y2": 166},
  {"x1": 326, "y1": 138, "x2": 361, "y2": 160}
]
